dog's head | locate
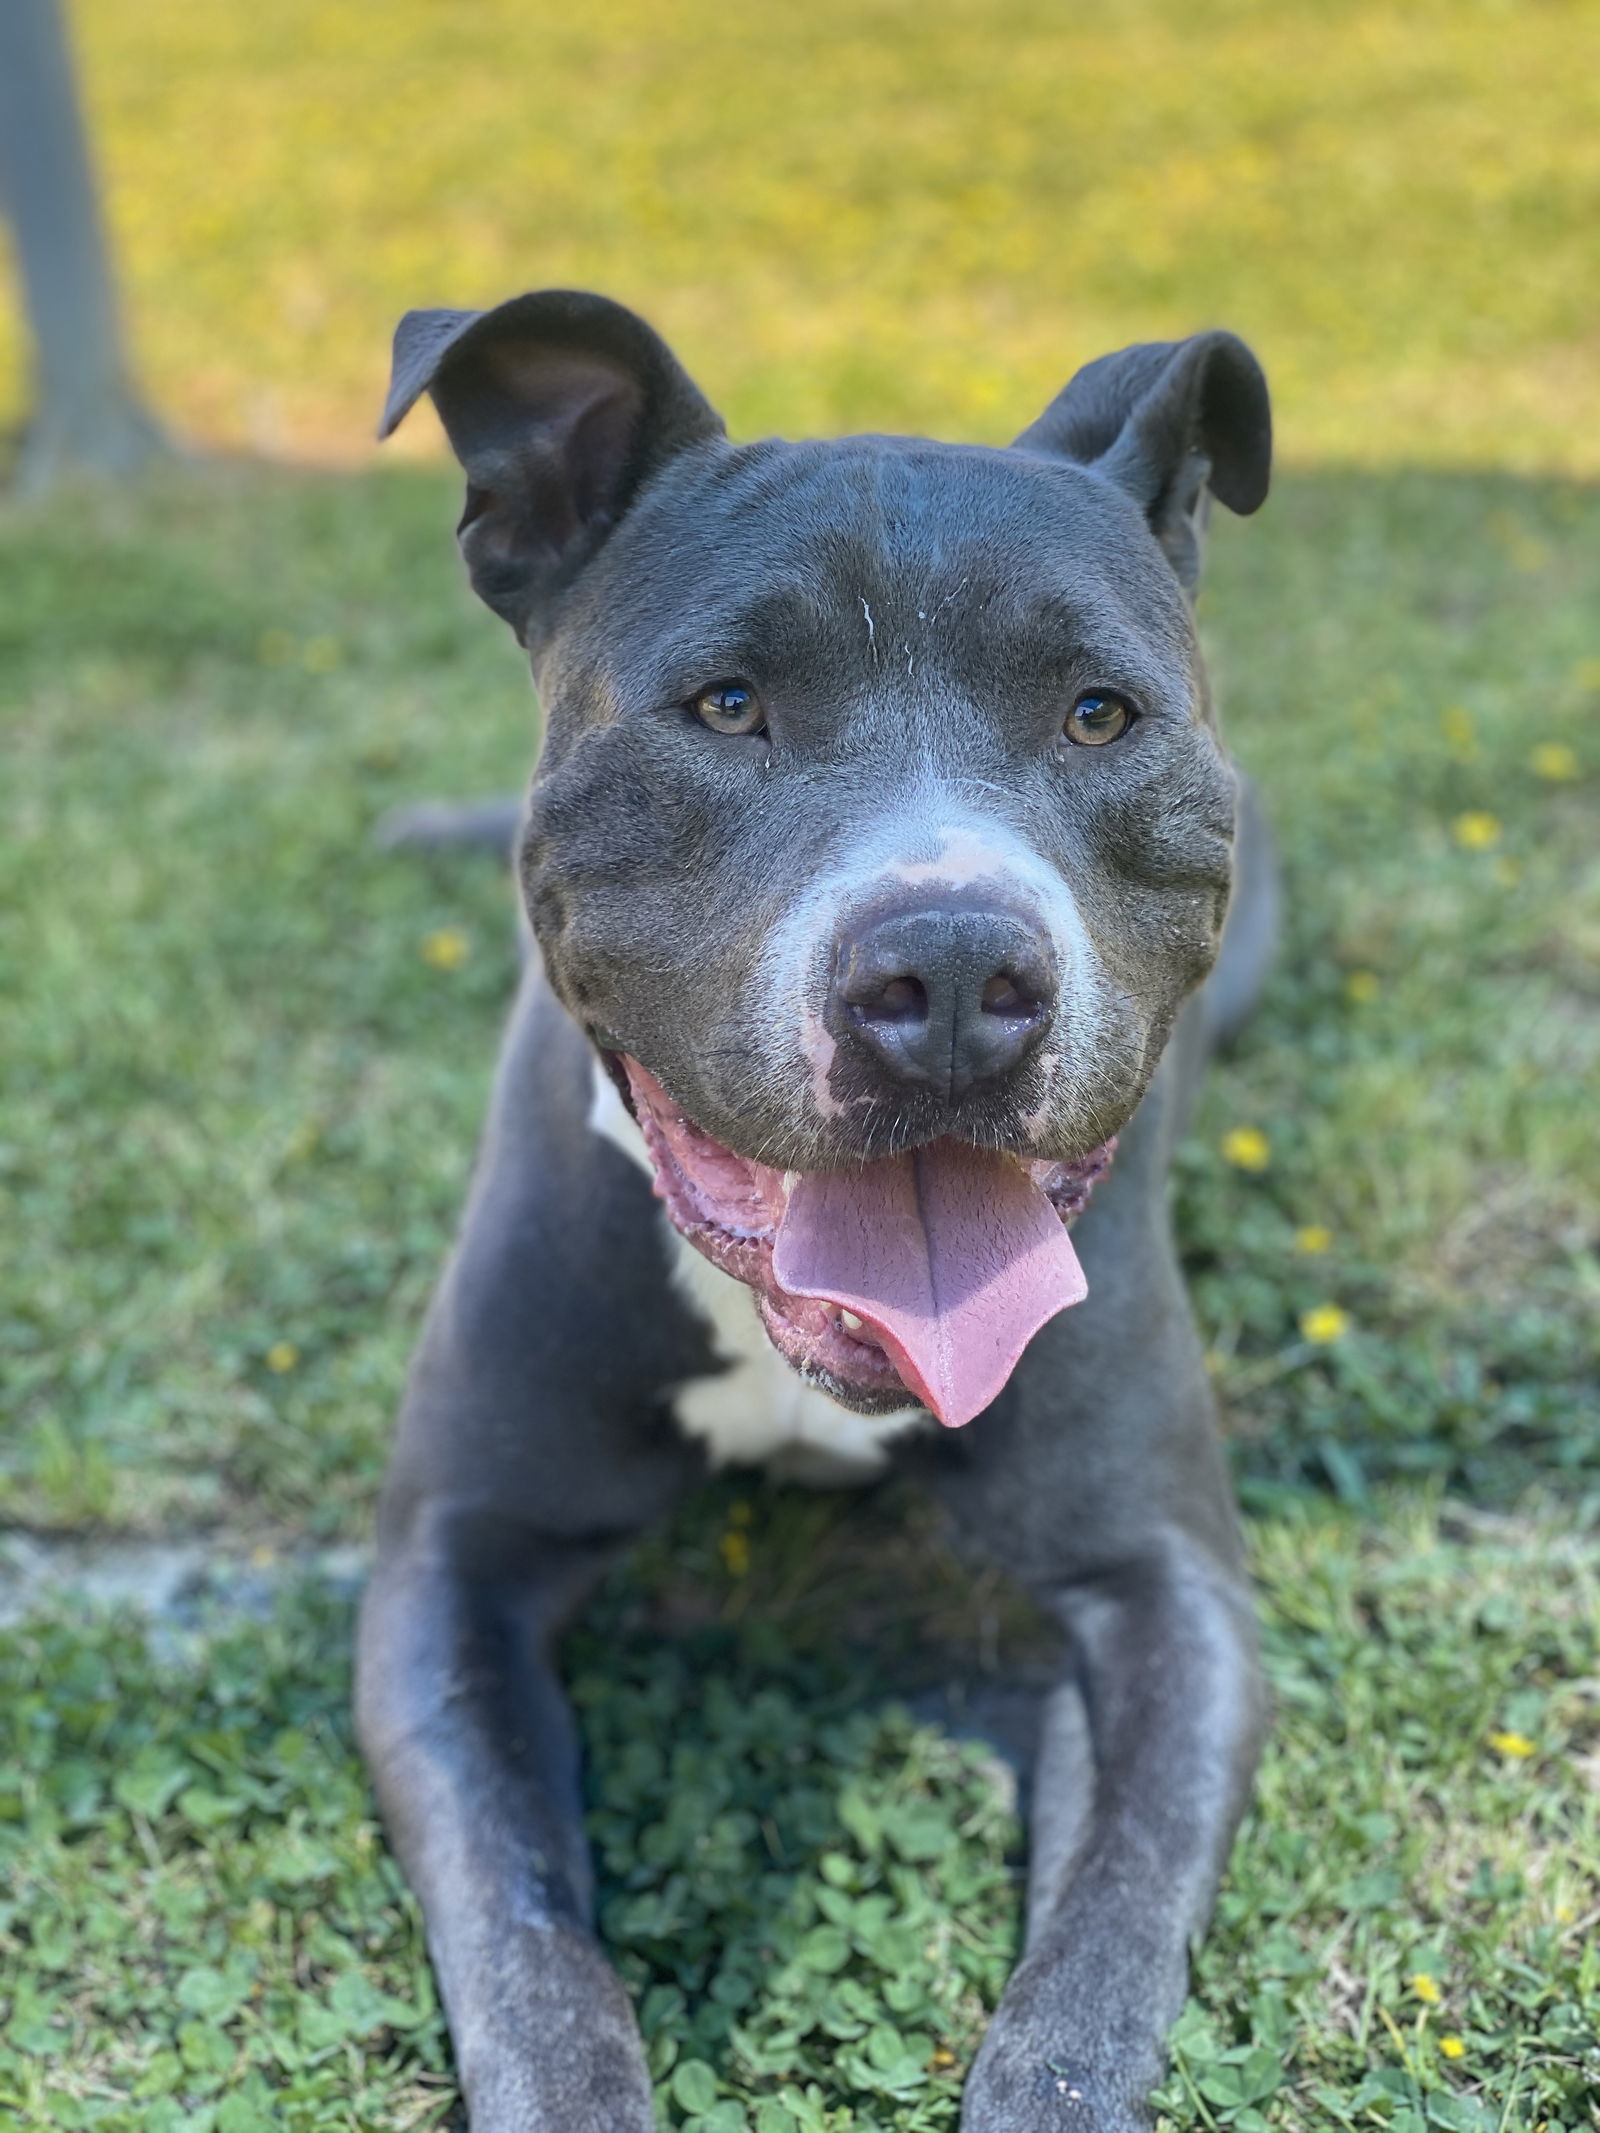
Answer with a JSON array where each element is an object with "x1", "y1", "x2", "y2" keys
[{"x1": 383, "y1": 292, "x2": 1270, "y2": 1426}]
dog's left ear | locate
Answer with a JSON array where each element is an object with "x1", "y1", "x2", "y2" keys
[
  {"x1": 379, "y1": 289, "x2": 725, "y2": 643},
  {"x1": 1013, "y1": 333, "x2": 1270, "y2": 589}
]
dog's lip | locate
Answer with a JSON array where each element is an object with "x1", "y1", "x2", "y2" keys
[
  {"x1": 597, "y1": 1044, "x2": 1110, "y2": 1187},
  {"x1": 613, "y1": 1051, "x2": 1115, "y2": 1419}
]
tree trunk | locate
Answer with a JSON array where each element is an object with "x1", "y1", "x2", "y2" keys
[{"x1": 0, "y1": 0, "x2": 169, "y2": 490}]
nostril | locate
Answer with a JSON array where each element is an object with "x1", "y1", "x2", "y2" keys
[
  {"x1": 852, "y1": 973, "x2": 928, "y2": 1025},
  {"x1": 831, "y1": 904, "x2": 1056, "y2": 1095},
  {"x1": 979, "y1": 971, "x2": 1042, "y2": 1020},
  {"x1": 977, "y1": 976, "x2": 1053, "y2": 1023}
]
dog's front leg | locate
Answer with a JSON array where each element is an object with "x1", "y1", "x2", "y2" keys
[
  {"x1": 961, "y1": 1545, "x2": 1264, "y2": 2132},
  {"x1": 357, "y1": 1511, "x2": 658, "y2": 2132}
]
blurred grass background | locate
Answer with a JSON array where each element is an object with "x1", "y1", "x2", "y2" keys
[
  {"x1": 4, "y1": 0, "x2": 1599, "y2": 469},
  {"x1": 2, "y1": 1, "x2": 1599, "y2": 2129}
]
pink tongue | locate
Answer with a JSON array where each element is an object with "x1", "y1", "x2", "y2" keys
[{"x1": 772, "y1": 1141, "x2": 1087, "y2": 1429}]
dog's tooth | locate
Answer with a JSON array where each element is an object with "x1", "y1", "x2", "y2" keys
[{"x1": 840, "y1": 1309, "x2": 864, "y2": 1333}]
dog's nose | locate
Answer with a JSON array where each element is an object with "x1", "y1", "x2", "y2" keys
[{"x1": 833, "y1": 904, "x2": 1056, "y2": 1098}]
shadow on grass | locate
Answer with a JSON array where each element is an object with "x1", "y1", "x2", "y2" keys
[{"x1": 566, "y1": 1480, "x2": 1050, "y2": 2131}]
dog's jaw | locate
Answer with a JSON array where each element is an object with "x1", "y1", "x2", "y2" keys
[{"x1": 616, "y1": 1054, "x2": 1114, "y2": 1424}]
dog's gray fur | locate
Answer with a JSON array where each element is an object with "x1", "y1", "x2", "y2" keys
[{"x1": 358, "y1": 289, "x2": 1276, "y2": 2129}]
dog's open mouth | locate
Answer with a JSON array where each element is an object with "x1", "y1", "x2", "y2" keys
[{"x1": 619, "y1": 1056, "x2": 1114, "y2": 1428}]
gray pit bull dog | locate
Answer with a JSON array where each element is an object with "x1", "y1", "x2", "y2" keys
[{"x1": 358, "y1": 288, "x2": 1278, "y2": 2131}]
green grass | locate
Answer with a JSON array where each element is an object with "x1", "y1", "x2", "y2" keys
[
  {"x1": 1, "y1": 461, "x2": 1598, "y2": 2129},
  {"x1": 3, "y1": 1495, "x2": 1595, "y2": 2131}
]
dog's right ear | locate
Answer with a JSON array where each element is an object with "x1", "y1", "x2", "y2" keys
[
  {"x1": 380, "y1": 290, "x2": 725, "y2": 643},
  {"x1": 1013, "y1": 332, "x2": 1270, "y2": 591}
]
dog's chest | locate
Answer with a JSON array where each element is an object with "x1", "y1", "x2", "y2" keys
[{"x1": 588, "y1": 1067, "x2": 924, "y2": 1484}]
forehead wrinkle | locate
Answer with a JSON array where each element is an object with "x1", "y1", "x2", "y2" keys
[
  {"x1": 655, "y1": 439, "x2": 1081, "y2": 631},
  {"x1": 682, "y1": 435, "x2": 932, "y2": 542},
  {"x1": 776, "y1": 442, "x2": 1046, "y2": 596},
  {"x1": 650, "y1": 579, "x2": 831, "y2": 662},
  {"x1": 997, "y1": 592, "x2": 1192, "y2": 708},
  {"x1": 598, "y1": 577, "x2": 846, "y2": 714}
]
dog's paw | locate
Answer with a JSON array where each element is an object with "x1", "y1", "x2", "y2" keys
[
  {"x1": 961, "y1": 1998, "x2": 1158, "y2": 2133},
  {"x1": 961, "y1": 2056, "x2": 1153, "y2": 2133}
]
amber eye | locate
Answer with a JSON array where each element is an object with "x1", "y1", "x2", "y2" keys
[
  {"x1": 690, "y1": 682, "x2": 767, "y2": 737},
  {"x1": 1063, "y1": 692, "x2": 1135, "y2": 747}
]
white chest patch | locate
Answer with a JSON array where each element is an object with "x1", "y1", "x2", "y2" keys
[{"x1": 588, "y1": 1064, "x2": 924, "y2": 1485}]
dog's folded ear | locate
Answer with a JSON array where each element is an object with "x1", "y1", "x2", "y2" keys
[
  {"x1": 379, "y1": 290, "x2": 725, "y2": 642},
  {"x1": 1013, "y1": 333, "x2": 1270, "y2": 589}
]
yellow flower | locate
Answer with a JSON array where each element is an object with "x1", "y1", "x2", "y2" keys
[
  {"x1": 302, "y1": 634, "x2": 343, "y2": 674},
  {"x1": 265, "y1": 1341, "x2": 299, "y2": 1373},
  {"x1": 1221, "y1": 1126, "x2": 1271, "y2": 1172},
  {"x1": 1299, "y1": 1304, "x2": 1350, "y2": 1345},
  {"x1": 1409, "y1": 1972, "x2": 1442, "y2": 2005},
  {"x1": 1529, "y1": 741, "x2": 1578, "y2": 781},
  {"x1": 1488, "y1": 1729, "x2": 1536, "y2": 1759},
  {"x1": 1569, "y1": 656, "x2": 1600, "y2": 692},
  {"x1": 421, "y1": 927, "x2": 471, "y2": 969},
  {"x1": 719, "y1": 1528, "x2": 751, "y2": 1577},
  {"x1": 1440, "y1": 705, "x2": 1477, "y2": 761},
  {"x1": 1438, "y1": 2035, "x2": 1465, "y2": 2060},
  {"x1": 1344, "y1": 970, "x2": 1380, "y2": 1004},
  {"x1": 1453, "y1": 811, "x2": 1502, "y2": 851},
  {"x1": 1295, "y1": 1225, "x2": 1333, "y2": 1255},
  {"x1": 929, "y1": 2045, "x2": 958, "y2": 2070}
]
